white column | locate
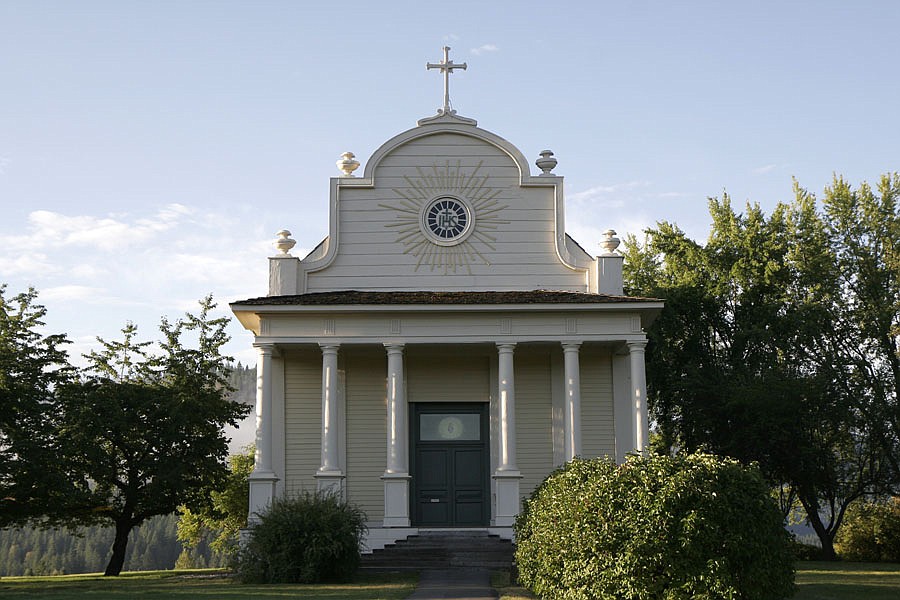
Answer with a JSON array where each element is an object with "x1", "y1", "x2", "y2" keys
[
  {"x1": 562, "y1": 342, "x2": 582, "y2": 461},
  {"x1": 384, "y1": 344, "x2": 407, "y2": 473},
  {"x1": 248, "y1": 343, "x2": 278, "y2": 522},
  {"x1": 627, "y1": 340, "x2": 650, "y2": 454},
  {"x1": 316, "y1": 343, "x2": 344, "y2": 493},
  {"x1": 496, "y1": 343, "x2": 518, "y2": 471},
  {"x1": 382, "y1": 343, "x2": 411, "y2": 527},
  {"x1": 493, "y1": 343, "x2": 521, "y2": 527}
]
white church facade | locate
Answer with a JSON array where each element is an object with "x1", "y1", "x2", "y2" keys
[{"x1": 230, "y1": 48, "x2": 662, "y2": 550}]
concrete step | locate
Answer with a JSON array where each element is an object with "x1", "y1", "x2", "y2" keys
[{"x1": 362, "y1": 532, "x2": 515, "y2": 570}]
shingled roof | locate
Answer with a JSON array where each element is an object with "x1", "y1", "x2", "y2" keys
[{"x1": 231, "y1": 290, "x2": 662, "y2": 307}]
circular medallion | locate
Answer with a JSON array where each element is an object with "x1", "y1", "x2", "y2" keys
[
  {"x1": 421, "y1": 195, "x2": 474, "y2": 246},
  {"x1": 437, "y1": 416, "x2": 465, "y2": 440}
]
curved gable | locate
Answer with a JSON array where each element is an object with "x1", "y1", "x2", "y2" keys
[{"x1": 299, "y1": 120, "x2": 596, "y2": 293}]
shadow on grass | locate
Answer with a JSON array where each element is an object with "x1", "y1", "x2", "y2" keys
[
  {"x1": 0, "y1": 569, "x2": 417, "y2": 600},
  {"x1": 795, "y1": 561, "x2": 900, "y2": 600}
]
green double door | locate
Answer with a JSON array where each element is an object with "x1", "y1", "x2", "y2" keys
[{"x1": 411, "y1": 403, "x2": 489, "y2": 527}]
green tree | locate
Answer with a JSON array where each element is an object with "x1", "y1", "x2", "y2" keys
[
  {"x1": 177, "y1": 445, "x2": 253, "y2": 563},
  {"x1": 623, "y1": 176, "x2": 899, "y2": 558},
  {"x1": 56, "y1": 296, "x2": 250, "y2": 576},
  {"x1": 0, "y1": 286, "x2": 81, "y2": 527}
]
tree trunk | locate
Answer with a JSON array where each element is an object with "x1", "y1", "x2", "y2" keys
[
  {"x1": 104, "y1": 518, "x2": 133, "y2": 576},
  {"x1": 802, "y1": 499, "x2": 838, "y2": 560}
]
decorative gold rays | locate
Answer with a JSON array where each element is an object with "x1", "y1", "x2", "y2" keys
[{"x1": 379, "y1": 160, "x2": 508, "y2": 274}]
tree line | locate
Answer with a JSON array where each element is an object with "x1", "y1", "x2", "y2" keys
[
  {"x1": 0, "y1": 514, "x2": 225, "y2": 577},
  {"x1": 624, "y1": 173, "x2": 899, "y2": 558},
  {"x1": 0, "y1": 293, "x2": 252, "y2": 575}
]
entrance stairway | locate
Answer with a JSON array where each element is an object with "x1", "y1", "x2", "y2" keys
[{"x1": 361, "y1": 530, "x2": 515, "y2": 570}]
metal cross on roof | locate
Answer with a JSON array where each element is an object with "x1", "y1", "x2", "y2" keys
[{"x1": 427, "y1": 46, "x2": 467, "y2": 115}]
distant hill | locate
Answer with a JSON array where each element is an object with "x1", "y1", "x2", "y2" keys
[
  {"x1": 0, "y1": 514, "x2": 223, "y2": 576},
  {"x1": 225, "y1": 363, "x2": 257, "y2": 454},
  {"x1": 227, "y1": 363, "x2": 256, "y2": 406}
]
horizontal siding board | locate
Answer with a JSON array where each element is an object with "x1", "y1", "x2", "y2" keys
[
  {"x1": 306, "y1": 274, "x2": 588, "y2": 291},
  {"x1": 283, "y1": 352, "x2": 321, "y2": 494},
  {"x1": 407, "y1": 355, "x2": 490, "y2": 403},
  {"x1": 345, "y1": 354, "x2": 387, "y2": 521},
  {"x1": 515, "y1": 349, "x2": 554, "y2": 503},
  {"x1": 581, "y1": 349, "x2": 615, "y2": 458}
]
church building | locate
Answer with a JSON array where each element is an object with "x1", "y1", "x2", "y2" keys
[{"x1": 230, "y1": 48, "x2": 662, "y2": 550}]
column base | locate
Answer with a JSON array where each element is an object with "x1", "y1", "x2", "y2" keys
[
  {"x1": 492, "y1": 470, "x2": 522, "y2": 527},
  {"x1": 315, "y1": 470, "x2": 345, "y2": 496},
  {"x1": 381, "y1": 472, "x2": 411, "y2": 527},
  {"x1": 248, "y1": 470, "x2": 279, "y2": 523}
]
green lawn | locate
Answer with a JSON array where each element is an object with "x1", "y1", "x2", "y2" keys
[
  {"x1": 795, "y1": 561, "x2": 900, "y2": 600},
  {"x1": 0, "y1": 569, "x2": 417, "y2": 599},
  {"x1": 2, "y1": 562, "x2": 899, "y2": 599},
  {"x1": 492, "y1": 562, "x2": 900, "y2": 599}
]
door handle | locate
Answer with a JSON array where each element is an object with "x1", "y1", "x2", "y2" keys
[{"x1": 429, "y1": 498, "x2": 441, "y2": 503}]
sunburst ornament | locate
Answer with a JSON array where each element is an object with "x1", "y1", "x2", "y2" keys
[{"x1": 379, "y1": 160, "x2": 508, "y2": 273}]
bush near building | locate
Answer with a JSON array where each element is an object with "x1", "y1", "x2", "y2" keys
[
  {"x1": 515, "y1": 453, "x2": 795, "y2": 600},
  {"x1": 836, "y1": 497, "x2": 900, "y2": 562},
  {"x1": 236, "y1": 491, "x2": 367, "y2": 584}
]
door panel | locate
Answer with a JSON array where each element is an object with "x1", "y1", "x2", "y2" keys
[
  {"x1": 412, "y1": 404, "x2": 489, "y2": 527},
  {"x1": 416, "y1": 448, "x2": 451, "y2": 526}
]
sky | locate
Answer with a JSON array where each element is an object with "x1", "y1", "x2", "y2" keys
[{"x1": 2, "y1": 0, "x2": 899, "y2": 375}]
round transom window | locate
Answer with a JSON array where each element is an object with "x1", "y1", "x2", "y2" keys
[{"x1": 421, "y1": 196, "x2": 473, "y2": 245}]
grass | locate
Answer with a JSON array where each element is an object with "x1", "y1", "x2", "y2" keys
[
  {"x1": 0, "y1": 568, "x2": 417, "y2": 599},
  {"x1": 491, "y1": 570, "x2": 537, "y2": 600},
  {"x1": 492, "y1": 561, "x2": 900, "y2": 599},
  {"x1": 3, "y1": 562, "x2": 899, "y2": 599},
  {"x1": 795, "y1": 561, "x2": 900, "y2": 600}
]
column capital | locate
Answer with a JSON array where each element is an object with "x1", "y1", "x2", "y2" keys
[
  {"x1": 253, "y1": 341, "x2": 276, "y2": 353},
  {"x1": 561, "y1": 341, "x2": 582, "y2": 352},
  {"x1": 383, "y1": 342, "x2": 406, "y2": 355},
  {"x1": 626, "y1": 339, "x2": 648, "y2": 352},
  {"x1": 319, "y1": 342, "x2": 340, "y2": 354},
  {"x1": 496, "y1": 342, "x2": 516, "y2": 353}
]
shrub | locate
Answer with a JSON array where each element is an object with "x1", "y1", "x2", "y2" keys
[
  {"x1": 236, "y1": 491, "x2": 367, "y2": 583},
  {"x1": 515, "y1": 453, "x2": 795, "y2": 600},
  {"x1": 835, "y1": 497, "x2": 900, "y2": 562},
  {"x1": 791, "y1": 540, "x2": 825, "y2": 561}
]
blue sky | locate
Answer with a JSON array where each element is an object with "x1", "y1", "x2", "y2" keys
[{"x1": 2, "y1": 0, "x2": 899, "y2": 373}]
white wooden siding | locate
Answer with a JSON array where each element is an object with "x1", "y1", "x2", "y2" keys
[
  {"x1": 283, "y1": 350, "x2": 321, "y2": 494},
  {"x1": 344, "y1": 352, "x2": 387, "y2": 521},
  {"x1": 304, "y1": 132, "x2": 591, "y2": 293},
  {"x1": 515, "y1": 348, "x2": 555, "y2": 502},
  {"x1": 581, "y1": 349, "x2": 616, "y2": 459},
  {"x1": 407, "y1": 353, "x2": 491, "y2": 403}
]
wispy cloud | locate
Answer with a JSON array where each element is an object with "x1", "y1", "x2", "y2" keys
[
  {"x1": 568, "y1": 181, "x2": 651, "y2": 204},
  {"x1": 26, "y1": 204, "x2": 195, "y2": 251},
  {"x1": 40, "y1": 284, "x2": 108, "y2": 303},
  {"x1": 442, "y1": 34, "x2": 460, "y2": 42},
  {"x1": 0, "y1": 155, "x2": 10, "y2": 175},
  {"x1": 752, "y1": 164, "x2": 777, "y2": 175},
  {"x1": 471, "y1": 44, "x2": 499, "y2": 56}
]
